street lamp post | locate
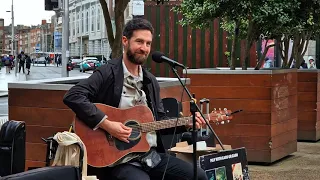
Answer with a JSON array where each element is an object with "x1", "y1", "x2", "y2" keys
[
  {"x1": 6, "y1": 0, "x2": 16, "y2": 75},
  {"x1": 61, "y1": 0, "x2": 69, "y2": 77},
  {"x1": 11, "y1": 0, "x2": 14, "y2": 56},
  {"x1": 79, "y1": 0, "x2": 83, "y2": 60},
  {"x1": 6, "y1": 0, "x2": 14, "y2": 56}
]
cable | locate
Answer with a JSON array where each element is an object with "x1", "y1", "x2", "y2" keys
[{"x1": 161, "y1": 67, "x2": 188, "y2": 180}]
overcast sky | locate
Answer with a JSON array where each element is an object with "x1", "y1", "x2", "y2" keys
[{"x1": 0, "y1": 0, "x2": 55, "y2": 26}]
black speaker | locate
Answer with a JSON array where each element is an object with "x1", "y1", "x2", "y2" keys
[
  {"x1": 162, "y1": 97, "x2": 182, "y2": 118},
  {"x1": 0, "y1": 120, "x2": 26, "y2": 177},
  {"x1": 161, "y1": 98, "x2": 183, "y2": 150},
  {"x1": 1, "y1": 166, "x2": 80, "y2": 180}
]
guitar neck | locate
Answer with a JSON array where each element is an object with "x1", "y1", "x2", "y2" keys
[{"x1": 140, "y1": 115, "x2": 206, "y2": 132}]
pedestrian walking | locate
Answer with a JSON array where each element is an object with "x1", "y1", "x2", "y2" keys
[
  {"x1": 25, "y1": 55, "x2": 32, "y2": 75},
  {"x1": 17, "y1": 51, "x2": 26, "y2": 73},
  {"x1": 3, "y1": 55, "x2": 12, "y2": 73}
]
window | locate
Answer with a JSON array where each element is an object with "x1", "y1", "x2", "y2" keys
[
  {"x1": 77, "y1": 13, "x2": 80, "y2": 34},
  {"x1": 91, "y1": 7, "x2": 95, "y2": 32},
  {"x1": 82, "y1": 12, "x2": 84, "y2": 33},
  {"x1": 73, "y1": 13, "x2": 76, "y2": 36},
  {"x1": 97, "y1": 7, "x2": 101, "y2": 31},
  {"x1": 69, "y1": 14, "x2": 72, "y2": 36},
  {"x1": 86, "y1": 11, "x2": 89, "y2": 32}
]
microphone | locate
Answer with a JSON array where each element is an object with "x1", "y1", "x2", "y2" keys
[{"x1": 152, "y1": 51, "x2": 186, "y2": 68}]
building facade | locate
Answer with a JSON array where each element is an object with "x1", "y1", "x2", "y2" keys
[
  {"x1": 68, "y1": 0, "x2": 145, "y2": 59},
  {"x1": 68, "y1": 0, "x2": 111, "y2": 58},
  {"x1": 0, "y1": 19, "x2": 4, "y2": 54},
  {"x1": 15, "y1": 20, "x2": 53, "y2": 55},
  {"x1": 51, "y1": 15, "x2": 63, "y2": 53}
]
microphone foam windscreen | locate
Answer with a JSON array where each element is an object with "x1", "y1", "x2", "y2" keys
[{"x1": 152, "y1": 51, "x2": 164, "y2": 63}]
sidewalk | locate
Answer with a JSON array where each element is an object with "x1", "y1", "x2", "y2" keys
[{"x1": 0, "y1": 67, "x2": 26, "y2": 97}]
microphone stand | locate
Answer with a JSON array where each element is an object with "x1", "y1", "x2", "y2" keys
[{"x1": 169, "y1": 65, "x2": 225, "y2": 180}]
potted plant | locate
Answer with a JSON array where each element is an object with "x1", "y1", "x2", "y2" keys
[{"x1": 174, "y1": 0, "x2": 320, "y2": 163}]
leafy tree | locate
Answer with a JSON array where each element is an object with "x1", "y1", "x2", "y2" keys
[
  {"x1": 175, "y1": 0, "x2": 301, "y2": 70},
  {"x1": 99, "y1": 0, "x2": 168, "y2": 59},
  {"x1": 99, "y1": 0, "x2": 130, "y2": 59},
  {"x1": 276, "y1": 0, "x2": 320, "y2": 69}
]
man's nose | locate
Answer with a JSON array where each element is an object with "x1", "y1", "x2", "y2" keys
[{"x1": 140, "y1": 43, "x2": 149, "y2": 52}]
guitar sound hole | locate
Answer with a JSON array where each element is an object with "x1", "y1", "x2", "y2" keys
[
  {"x1": 114, "y1": 120, "x2": 141, "y2": 151},
  {"x1": 125, "y1": 121, "x2": 141, "y2": 141}
]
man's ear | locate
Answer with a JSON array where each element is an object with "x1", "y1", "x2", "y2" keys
[{"x1": 122, "y1": 36, "x2": 128, "y2": 47}]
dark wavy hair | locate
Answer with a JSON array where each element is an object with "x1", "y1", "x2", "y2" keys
[{"x1": 123, "y1": 18, "x2": 154, "y2": 39}]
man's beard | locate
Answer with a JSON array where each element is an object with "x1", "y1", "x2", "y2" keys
[{"x1": 126, "y1": 44, "x2": 148, "y2": 65}]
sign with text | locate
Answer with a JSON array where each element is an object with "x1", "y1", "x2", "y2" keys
[{"x1": 199, "y1": 147, "x2": 250, "y2": 180}]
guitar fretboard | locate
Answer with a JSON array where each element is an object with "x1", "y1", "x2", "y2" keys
[{"x1": 140, "y1": 116, "x2": 192, "y2": 132}]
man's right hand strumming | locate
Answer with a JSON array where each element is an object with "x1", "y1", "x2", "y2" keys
[{"x1": 100, "y1": 120, "x2": 132, "y2": 143}]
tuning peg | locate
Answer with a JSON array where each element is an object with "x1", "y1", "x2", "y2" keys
[
  {"x1": 219, "y1": 108, "x2": 221, "y2": 111},
  {"x1": 227, "y1": 120, "x2": 230, "y2": 123},
  {"x1": 224, "y1": 108, "x2": 227, "y2": 111},
  {"x1": 221, "y1": 121, "x2": 225, "y2": 125}
]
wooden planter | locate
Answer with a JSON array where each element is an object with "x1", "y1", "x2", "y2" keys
[
  {"x1": 297, "y1": 69, "x2": 320, "y2": 141},
  {"x1": 8, "y1": 77, "x2": 189, "y2": 170},
  {"x1": 185, "y1": 68, "x2": 297, "y2": 163}
]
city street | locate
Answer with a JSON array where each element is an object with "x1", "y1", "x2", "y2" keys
[{"x1": 0, "y1": 64, "x2": 89, "y2": 117}]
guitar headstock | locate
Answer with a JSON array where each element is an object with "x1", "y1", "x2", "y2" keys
[{"x1": 208, "y1": 108, "x2": 233, "y2": 125}]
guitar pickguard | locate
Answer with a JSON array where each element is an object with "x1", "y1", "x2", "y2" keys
[
  {"x1": 115, "y1": 137, "x2": 141, "y2": 150},
  {"x1": 115, "y1": 120, "x2": 141, "y2": 151}
]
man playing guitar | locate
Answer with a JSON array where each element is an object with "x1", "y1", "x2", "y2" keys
[{"x1": 63, "y1": 18, "x2": 208, "y2": 180}]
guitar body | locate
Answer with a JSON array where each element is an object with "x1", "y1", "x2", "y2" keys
[{"x1": 74, "y1": 104, "x2": 154, "y2": 167}]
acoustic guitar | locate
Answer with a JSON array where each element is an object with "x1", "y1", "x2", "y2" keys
[{"x1": 74, "y1": 103, "x2": 233, "y2": 167}]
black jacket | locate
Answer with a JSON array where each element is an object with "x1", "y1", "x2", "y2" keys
[{"x1": 63, "y1": 57, "x2": 186, "y2": 153}]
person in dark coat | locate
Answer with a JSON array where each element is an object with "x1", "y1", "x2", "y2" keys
[
  {"x1": 25, "y1": 55, "x2": 32, "y2": 75},
  {"x1": 63, "y1": 18, "x2": 208, "y2": 180}
]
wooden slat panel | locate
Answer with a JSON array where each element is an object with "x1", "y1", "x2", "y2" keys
[
  {"x1": 246, "y1": 149, "x2": 270, "y2": 162},
  {"x1": 298, "y1": 130, "x2": 317, "y2": 141},
  {"x1": 271, "y1": 118, "x2": 297, "y2": 137},
  {"x1": 271, "y1": 130, "x2": 297, "y2": 149},
  {"x1": 298, "y1": 129, "x2": 320, "y2": 141},
  {"x1": 298, "y1": 121, "x2": 317, "y2": 131},
  {"x1": 9, "y1": 106, "x2": 74, "y2": 127},
  {"x1": 217, "y1": 136, "x2": 270, "y2": 150},
  {"x1": 298, "y1": 82, "x2": 317, "y2": 92},
  {"x1": 213, "y1": 19, "x2": 219, "y2": 67},
  {"x1": 230, "y1": 112, "x2": 271, "y2": 125},
  {"x1": 271, "y1": 108, "x2": 297, "y2": 125},
  {"x1": 210, "y1": 118, "x2": 297, "y2": 138},
  {"x1": 297, "y1": 111, "x2": 317, "y2": 122},
  {"x1": 271, "y1": 95, "x2": 297, "y2": 112},
  {"x1": 210, "y1": 123, "x2": 271, "y2": 137},
  {"x1": 26, "y1": 143, "x2": 47, "y2": 162},
  {"x1": 298, "y1": 101, "x2": 317, "y2": 112},
  {"x1": 298, "y1": 72, "x2": 318, "y2": 82},
  {"x1": 271, "y1": 72, "x2": 297, "y2": 87},
  {"x1": 247, "y1": 141, "x2": 296, "y2": 163},
  {"x1": 189, "y1": 86, "x2": 271, "y2": 100},
  {"x1": 272, "y1": 86, "x2": 297, "y2": 99},
  {"x1": 270, "y1": 141, "x2": 297, "y2": 163},
  {"x1": 9, "y1": 89, "x2": 68, "y2": 108},
  {"x1": 207, "y1": 99, "x2": 271, "y2": 113},
  {"x1": 298, "y1": 92, "x2": 317, "y2": 102},
  {"x1": 216, "y1": 130, "x2": 296, "y2": 151},
  {"x1": 160, "y1": 86, "x2": 189, "y2": 102},
  {"x1": 25, "y1": 160, "x2": 46, "y2": 171},
  {"x1": 188, "y1": 74, "x2": 271, "y2": 87},
  {"x1": 26, "y1": 125, "x2": 68, "y2": 143}
]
